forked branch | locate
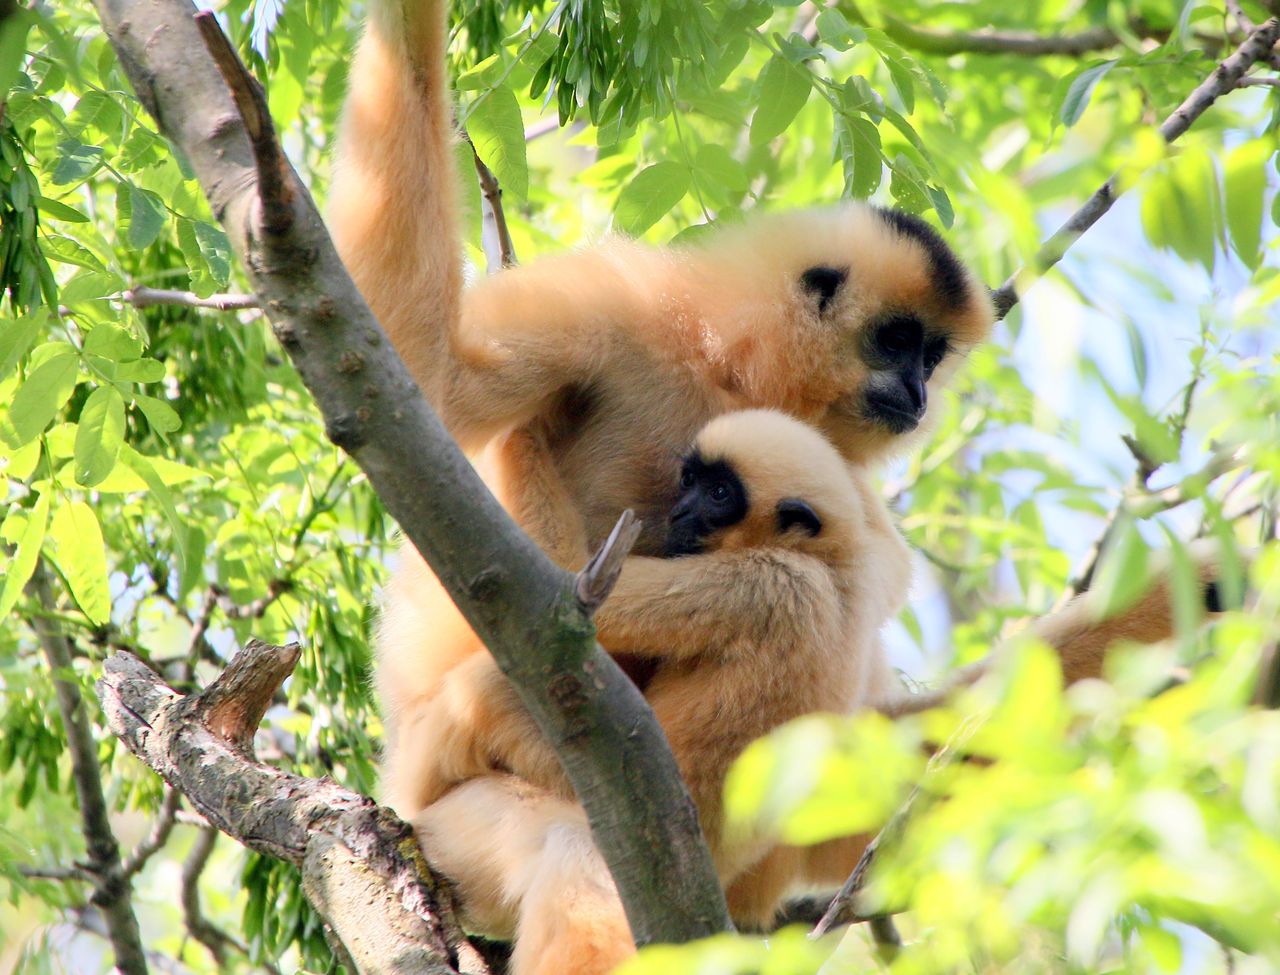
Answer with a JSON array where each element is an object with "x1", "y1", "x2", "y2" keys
[{"x1": 96, "y1": 641, "x2": 486, "y2": 975}]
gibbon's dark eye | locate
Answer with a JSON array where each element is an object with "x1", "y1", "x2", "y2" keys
[
  {"x1": 874, "y1": 317, "x2": 922, "y2": 358},
  {"x1": 922, "y1": 340, "x2": 948, "y2": 379},
  {"x1": 800, "y1": 266, "x2": 848, "y2": 315},
  {"x1": 679, "y1": 469, "x2": 695, "y2": 490},
  {"x1": 710, "y1": 482, "x2": 732, "y2": 504}
]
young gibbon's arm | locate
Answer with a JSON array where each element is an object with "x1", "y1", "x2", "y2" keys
[{"x1": 593, "y1": 550, "x2": 840, "y2": 659}]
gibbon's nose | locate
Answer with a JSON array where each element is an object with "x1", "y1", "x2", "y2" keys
[{"x1": 901, "y1": 361, "x2": 927, "y2": 417}]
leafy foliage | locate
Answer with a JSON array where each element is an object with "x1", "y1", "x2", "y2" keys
[{"x1": 2, "y1": 0, "x2": 1279, "y2": 972}]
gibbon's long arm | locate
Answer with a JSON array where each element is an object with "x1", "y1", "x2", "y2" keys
[
  {"x1": 593, "y1": 550, "x2": 841, "y2": 658},
  {"x1": 330, "y1": 0, "x2": 462, "y2": 407}
]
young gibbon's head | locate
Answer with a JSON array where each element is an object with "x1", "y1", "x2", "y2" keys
[
  {"x1": 683, "y1": 204, "x2": 994, "y2": 464},
  {"x1": 663, "y1": 410, "x2": 907, "y2": 580}
]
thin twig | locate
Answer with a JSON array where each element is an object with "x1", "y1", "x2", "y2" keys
[
  {"x1": 993, "y1": 17, "x2": 1280, "y2": 318},
  {"x1": 122, "y1": 787, "x2": 182, "y2": 878},
  {"x1": 29, "y1": 564, "x2": 149, "y2": 975},
  {"x1": 575, "y1": 510, "x2": 642, "y2": 613},
  {"x1": 463, "y1": 131, "x2": 518, "y2": 271},
  {"x1": 18, "y1": 864, "x2": 88, "y2": 881},
  {"x1": 1226, "y1": 0, "x2": 1256, "y2": 34},
  {"x1": 811, "y1": 716, "x2": 982, "y2": 938},
  {"x1": 192, "y1": 12, "x2": 293, "y2": 233},
  {"x1": 180, "y1": 827, "x2": 274, "y2": 971},
  {"x1": 883, "y1": 16, "x2": 1122, "y2": 56},
  {"x1": 1237, "y1": 74, "x2": 1280, "y2": 87},
  {"x1": 123, "y1": 286, "x2": 260, "y2": 311}
]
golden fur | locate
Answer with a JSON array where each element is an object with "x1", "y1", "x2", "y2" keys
[
  {"x1": 328, "y1": 1, "x2": 1228, "y2": 969},
  {"x1": 333, "y1": 0, "x2": 993, "y2": 820},
  {"x1": 412, "y1": 411, "x2": 910, "y2": 968}
]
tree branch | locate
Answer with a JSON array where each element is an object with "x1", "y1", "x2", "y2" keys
[
  {"x1": 123, "y1": 286, "x2": 260, "y2": 311},
  {"x1": 96, "y1": 641, "x2": 485, "y2": 975},
  {"x1": 883, "y1": 17, "x2": 1123, "y2": 56},
  {"x1": 29, "y1": 564, "x2": 149, "y2": 975},
  {"x1": 91, "y1": 0, "x2": 730, "y2": 946},
  {"x1": 463, "y1": 131, "x2": 518, "y2": 271},
  {"x1": 993, "y1": 17, "x2": 1280, "y2": 318},
  {"x1": 122, "y1": 786, "x2": 181, "y2": 878}
]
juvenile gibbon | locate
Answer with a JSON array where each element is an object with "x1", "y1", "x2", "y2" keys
[{"x1": 411, "y1": 410, "x2": 910, "y2": 973}]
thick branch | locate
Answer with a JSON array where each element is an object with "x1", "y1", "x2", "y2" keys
[
  {"x1": 30, "y1": 565, "x2": 149, "y2": 975},
  {"x1": 993, "y1": 17, "x2": 1280, "y2": 318},
  {"x1": 92, "y1": 0, "x2": 730, "y2": 945},
  {"x1": 96, "y1": 642, "x2": 482, "y2": 975}
]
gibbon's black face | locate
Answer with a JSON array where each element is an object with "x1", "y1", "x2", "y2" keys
[
  {"x1": 663, "y1": 452, "x2": 824, "y2": 557},
  {"x1": 859, "y1": 313, "x2": 951, "y2": 434},
  {"x1": 811, "y1": 208, "x2": 975, "y2": 437},
  {"x1": 664, "y1": 454, "x2": 749, "y2": 557}
]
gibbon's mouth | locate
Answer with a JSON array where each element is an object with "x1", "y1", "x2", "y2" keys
[{"x1": 863, "y1": 397, "x2": 922, "y2": 434}]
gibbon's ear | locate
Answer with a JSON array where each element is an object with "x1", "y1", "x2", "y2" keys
[
  {"x1": 800, "y1": 266, "x2": 848, "y2": 315},
  {"x1": 777, "y1": 498, "x2": 822, "y2": 537}
]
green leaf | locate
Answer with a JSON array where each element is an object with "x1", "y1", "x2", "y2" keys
[
  {"x1": 67, "y1": 91, "x2": 122, "y2": 138},
  {"x1": 815, "y1": 9, "x2": 863, "y2": 50},
  {"x1": 109, "y1": 357, "x2": 166, "y2": 383},
  {"x1": 51, "y1": 140, "x2": 105, "y2": 186},
  {"x1": 0, "y1": 492, "x2": 49, "y2": 619},
  {"x1": 118, "y1": 182, "x2": 167, "y2": 250},
  {"x1": 34, "y1": 196, "x2": 89, "y2": 223},
  {"x1": 1223, "y1": 140, "x2": 1267, "y2": 270},
  {"x1": 83, "y1": 324, "x2": 144, "y2": 363},
  {"x1": 749, "y1": 55, "x2": 811, "y2": 147},
  {"x1": 0, "y1": 310, "x2": 46, "y2": 379},
  {"x1": 694, "y1": 144, "x2": 748, "y2": 193},
  {"x1": 466, "y1": 84, "x2": 529, "y2": 200},
  {"x1": 74, "y1": 386, "x2": 126, "y2": 487},
  {"x1": 48, "y1": 501, "x2": 111, "y2": 625},
  {"x1": 120, "y1": 445, "x2": 188, "y2": 571},
  {"x1": 1091, "y1": 517, "x2": 1153, "y2": 620},
  {"x1": 1060, "y1": 61, "x2": 1115, "y2": 127},
  {"x1": 135, "y1": 395, "x2": 182, "y2": 435},
  {"x1": 613, "y1": 162, "x2": 690, "y2": 236},
  {"x1": 60, "y1": 270, "x2": 125, "y2": 304},
  {"x1": 9, "y1": 350, "x2": 79, "y2": 445}
]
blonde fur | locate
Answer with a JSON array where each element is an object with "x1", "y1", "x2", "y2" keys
[
  {"x1": 408, "y1": 412, "x2": 909, "y2": 957},
  {"x1": 334, "y1": 0, "x2": 992, "y2": 824},
  {"x1": 329, "y1": 0, "x2": 1222, "y2": 968}
]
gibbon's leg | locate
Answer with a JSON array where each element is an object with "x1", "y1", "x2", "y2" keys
[
  {"x1": 880, "y1": 553, "x2": 1231, "y2": 718},
  {"x1": 721, "y1": 836, "x2": 872, "y2": 931},
  {"x1": 413, "y1": 776, "x2": 633, "y2": 975},
  {"x1": 379, "y1": 428, "x2": 589, "y2": 817}
]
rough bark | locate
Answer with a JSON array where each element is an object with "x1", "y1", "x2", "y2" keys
[
  {"x1": 97, "y1": 641, "x2": 486, "y2": 975},
  {"x1": 90, "y1": 0, "x2": 730, "y2": 945}
]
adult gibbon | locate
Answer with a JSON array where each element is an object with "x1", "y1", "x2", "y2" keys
[
  {"x1": 411, "y1": 410, "x2": 911, "y2": 974},
  {"x1": 331, "y1": 0, "x2": 995, "y2": 819}
]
